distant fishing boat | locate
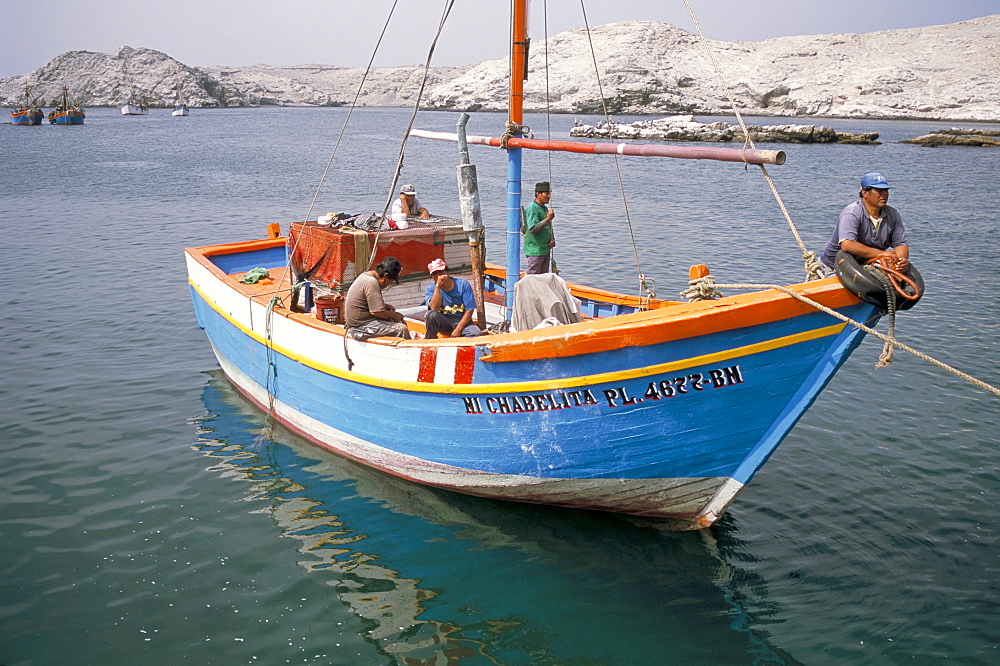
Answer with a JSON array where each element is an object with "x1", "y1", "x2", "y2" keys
[
  {"x1": 185, "y1": 1, "x2": 923, "y2": 528},
  {"x1": 10, "y1": 86, "x2": 44, "y2": 126},
  {"x1": 48, "y1": 87, "x2": 85, "y2": 125},
  {"x1": 171, "y1": 68, "x2": 190, "y2": 116},
  {"x1": 121, "y1": 99, "x2": 148, "y2": 115}
]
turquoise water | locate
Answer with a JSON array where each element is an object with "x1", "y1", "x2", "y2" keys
[{"x1": 1, "y1": 107, "x2": 999, "y2": 664}]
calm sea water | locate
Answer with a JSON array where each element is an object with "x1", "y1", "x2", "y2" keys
[{"x1": 1, "y1": 107, "x2": 998, "y2": 665}]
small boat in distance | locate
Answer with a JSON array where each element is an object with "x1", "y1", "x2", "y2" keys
[
  {"x1": 10, "y1": 86, "x2": 44, "y2": 125},
  {"x1": 171, "y1": 69, "x2": 189, "y2": 116},
  {"x1": 171, "y1": 93, "x2": 189, "y2": 117},
  {"x1": 121, "y1": 98, "x2": 149, "y2": 115},
  {"x1": 48, "y1": 87, "x2": 85, "y2": 125}
]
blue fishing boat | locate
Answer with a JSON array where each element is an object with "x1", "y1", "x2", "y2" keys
[
  {"x1": 185, "y1": 2, "x2": 899, "y2": 528},
  {"x1": 48, "y1": 87, "x2": 85, "y2": 125},
  {"x1": 9, "y1": 86, "x2": 44, "y2": 125}
]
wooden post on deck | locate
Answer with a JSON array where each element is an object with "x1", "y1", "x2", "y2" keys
[{"x1": 456, "y1": 113, "x2": 487, "y2": 330}]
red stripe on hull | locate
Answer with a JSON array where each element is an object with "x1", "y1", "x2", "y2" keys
[
  {"x1": 418, "y1": 347, "x2": 437, "y2": 382},
  {"x1": 454, "y1": 346, "x2": 476, "y2": 384}
]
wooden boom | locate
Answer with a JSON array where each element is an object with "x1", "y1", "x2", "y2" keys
[{"x1": 410, "y1": 129, "x2": 786, "y2": 166}]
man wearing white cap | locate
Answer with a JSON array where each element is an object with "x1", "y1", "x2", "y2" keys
[
  {"x1": 423, "y1": 258, "x2": 481, "y2": 339},
  {"x1": 391, "y1": 184, "x2": 431, "y2": 220},
  {"x1": 820, "y1": 172, "x2": 909, "y2": 274}
]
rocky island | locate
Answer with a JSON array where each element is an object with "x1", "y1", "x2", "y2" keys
[
  {"x1": 900, "y1": 128, "x2": 1000, "y2": 147},
  {"x1": 569, "y1": 115, "x2": 880, "y2": 144},
  {"x1": 2, "y1": 15, "x2": 999, "y2": 122}
]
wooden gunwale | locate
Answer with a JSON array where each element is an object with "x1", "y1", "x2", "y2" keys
[{"x1": 187, "y1": 238, "x2": 863, "y2": 363}]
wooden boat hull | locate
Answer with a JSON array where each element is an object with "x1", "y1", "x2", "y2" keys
[
  {"x1": 49, "y1": 111, "x2": 85, "y2": 125},
  {"x1": 186, "y1": 237, "x2": 878, "y2": 528},
  {"x1": 10, "y1": 109, "x2": 44, "y2": 125}
]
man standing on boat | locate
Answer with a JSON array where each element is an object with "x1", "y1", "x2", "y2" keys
[
  {"x1": 523, "y1": 181, "x2": 556, "y2": 275},
  {"x1": 392, "y1": 184, "x2": 431, "y2": 220},
  {"x1": 423, "y1": 259, "x2": 482, "y2": 339},
  {"x1": 344, "y1": 257, "x2": 412, "y2": 340},
  {"x1": 820, "y1": 172, "x2": 909, "y2": 275}
]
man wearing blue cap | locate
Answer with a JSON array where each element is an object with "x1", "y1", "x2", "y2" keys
[{"x1": 820, "y1": 172, "x2": 909, "y2": 274}]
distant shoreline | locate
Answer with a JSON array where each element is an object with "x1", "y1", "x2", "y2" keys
[{"x1": 44, "y1": 105, "x2": 1000, "y2": 125}]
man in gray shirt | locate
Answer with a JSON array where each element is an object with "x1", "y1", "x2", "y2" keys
[{"x1": 344, "y1": 257, "x2": 411, "y2": 340}]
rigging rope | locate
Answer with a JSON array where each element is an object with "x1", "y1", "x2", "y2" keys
[
  {"x1": 258, "y1": 1, "x2": 408, "y2": 420},
  {"x1": 368, "y1": 0, "x2": 458, "y2": 271},
  {"x1": 579, "y1": 1, "x2": 655, "y2": 304},
  {"x1": 274, "y1": 0, "x2": 402, "y2": 298},
  {"x1": 263, "y1": 296, "x2": 280, "y2": 424},
  {"x1": 681, "y1": 0, "x2": 824, "y2": 282},
  {"x1": 682, "y1": 275, "x2": 1000, "y2": 398},
  {"x1": 541, "y1": 0, "x2": 559, "y2": 275}
]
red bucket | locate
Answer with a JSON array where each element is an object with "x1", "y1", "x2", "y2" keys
[{"x1": 314, "y1": 295, "x2": 344, "y2": 324}]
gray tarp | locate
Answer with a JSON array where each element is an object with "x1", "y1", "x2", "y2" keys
[{"x1": 511, "y1": 273, "x2": 582, "y2": 332}]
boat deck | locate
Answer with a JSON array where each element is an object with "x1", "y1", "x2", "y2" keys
[{"x1": 225, "y1": 258, "x2": 679, "y2": 341}]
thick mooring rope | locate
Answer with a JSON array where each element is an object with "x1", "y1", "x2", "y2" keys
[
  {"x1": 681, "y1": 275, "x2": 1000, "y2": 398},
  {"x1": 579, "y1": 0, "x2": 655, "y2": 302},
  {"x1": 681, "y1": 0, "x2": 824, "y2": 282}
]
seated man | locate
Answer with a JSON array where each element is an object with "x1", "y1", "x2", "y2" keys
[
  {"x1": 424, "y1": 259, "x2": 482, "y2": 339},
  {"x1": 344, "y1": 257, "x2": 411, "y2": 340},
  {"x1": 391, "y1": 184, "x2": 431, "y2": 219},
  {"x1": 820, "y1": 172, "x2": 909, "y2": 275}
]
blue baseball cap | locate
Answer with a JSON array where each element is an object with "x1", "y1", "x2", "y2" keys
[{"x1": 861, "y1": 172, "x2": 893, "y2": 189}]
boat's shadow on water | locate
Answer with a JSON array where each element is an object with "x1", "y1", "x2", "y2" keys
[{"x1": 191, "y1": 371, "x2": 800, "y2": 665}]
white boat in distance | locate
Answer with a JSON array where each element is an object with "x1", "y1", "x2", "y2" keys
[{"x1": 121, "y1": 101, "x2": 148, "y2": 115}]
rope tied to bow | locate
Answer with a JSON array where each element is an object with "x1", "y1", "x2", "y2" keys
[
  {"x1": 674, "y1": 275, "x2": 1000, "y2": 397},
  {"x1": 680, "y1": 275, "x2": 724, "y2": 302}
]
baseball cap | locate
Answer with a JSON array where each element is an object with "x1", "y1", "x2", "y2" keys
[
  {"x1": 427, "y1": 258, "x2": 448, "y2": 274},
  {"x1": 401, "y1": 184, "x2": 417, "y2": 195},
  {"x1": 860, "y1": 172, "x2": 893, "y2": 189},
  {"x1": 535, "y1": 181, "x2": 550, "y2": 193}
]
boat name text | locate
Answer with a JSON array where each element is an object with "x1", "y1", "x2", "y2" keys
[{"x1": 462, "y1": 365, "x2": 744, "y2": 415}]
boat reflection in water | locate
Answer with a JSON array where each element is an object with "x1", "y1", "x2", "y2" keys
[{"x1": 192, "y1": 372, "x2": 795, "y2": 664}]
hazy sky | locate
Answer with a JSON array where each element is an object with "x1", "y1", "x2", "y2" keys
[{"x1": 2, "y1": 0, "x2": 998, "y2": 79}]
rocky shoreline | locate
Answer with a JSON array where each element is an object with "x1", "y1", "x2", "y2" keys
[
  {"x1": 569, "y1": 116, "x2": 880, "y2": 144},
  {"x1": 3, "y1": 15, "x2": 1000, "y2": 121},
  {"x1": 900, "y1": 128, "x2": 1000, "y2": 147}
]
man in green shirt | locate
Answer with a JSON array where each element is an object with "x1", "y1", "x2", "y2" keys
[{"x1": 523, "y1": 181, "x2": 555, "y2": 274}]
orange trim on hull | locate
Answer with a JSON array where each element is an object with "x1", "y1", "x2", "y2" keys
[
  {"x1": 478, "y1": 279, "x2": 862, "y2": 363},
  {"x1": 186, "y1": 241, "x2": 862, "y2": 366}
]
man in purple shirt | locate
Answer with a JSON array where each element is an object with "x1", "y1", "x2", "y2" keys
[{"x1": 820, "y1": 172, "x2": 909, "y2": 274}]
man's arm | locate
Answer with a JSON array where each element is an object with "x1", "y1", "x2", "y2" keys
[
  {"x1": 370, "y1": 307, "x2": 404, "y2": 322},
  {"x1": 428, "y1": 275, "x2": 446, "y2": 311},
  {"x1": 365, "y1": 278, "x2": 403, "y2": 321},
  {"x1": 840, "y1": 240, "x2": 909, "y2": 270},
  {"x1": 528, "y1": 208, "x2": 554, "y2": 234},
  {"x1": 450, "y1": 309, "x2": 474, "y2": 337}
]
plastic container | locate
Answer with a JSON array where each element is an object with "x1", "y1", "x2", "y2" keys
[
  {"x1": 390, "y1": 212, "x2": 409, "y2": 229},
  {"x1": 315, "y1": 294, "x2": 344, "y2": 324}
]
